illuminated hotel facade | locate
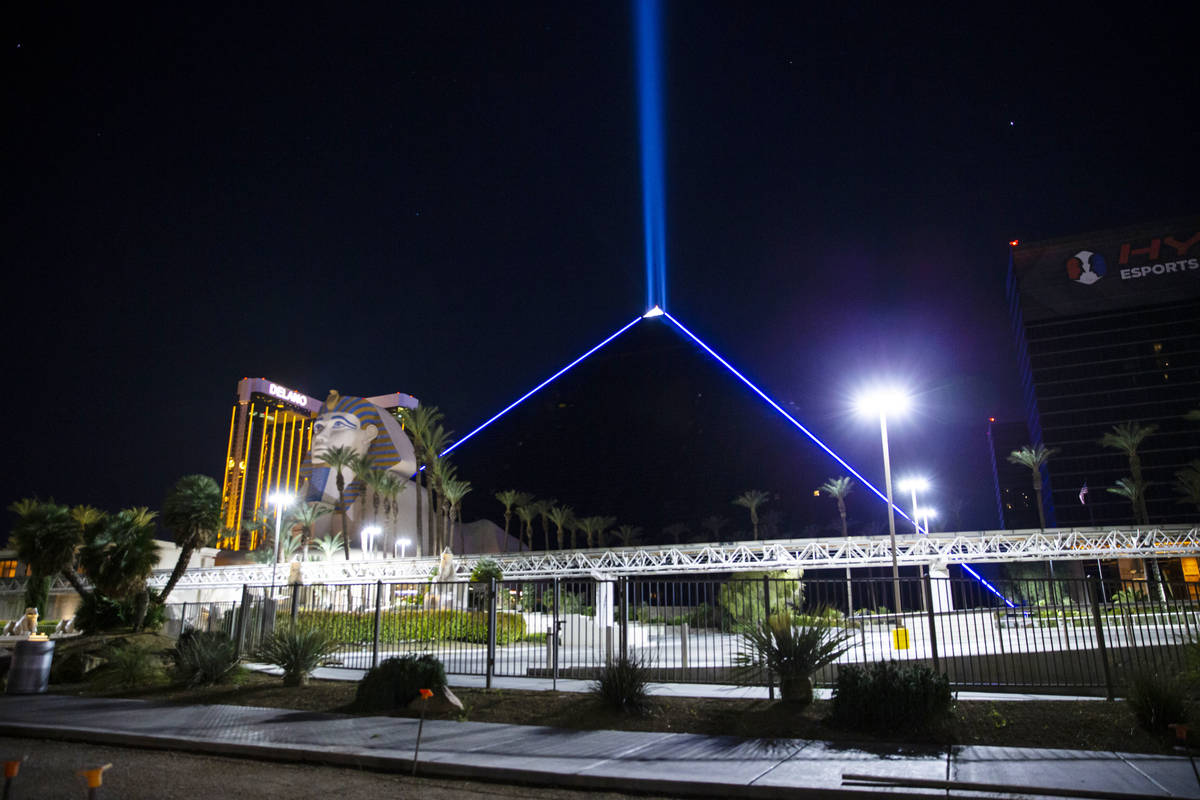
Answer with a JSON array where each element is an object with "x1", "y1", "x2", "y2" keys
[{"x1": 220, "y1": 378, "x2": 418, "y2": 549}]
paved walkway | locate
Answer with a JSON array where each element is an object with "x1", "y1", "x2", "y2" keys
[{"x1": 1, "y1": 694, "x2": 1196, "y2": 798}]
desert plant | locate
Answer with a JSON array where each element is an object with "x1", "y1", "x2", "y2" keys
[
  {"x1": 591, "y1": 656, "x2": 651, "y2": 713},
  {"x1": 256, "y1": 624, "x2": 338, "y2": 687},
  {"x1": 735, "y1": 611, "x2": 852, "y2": 704},
  {"x1": 830, "y1": 660, "x2": 953, "y2": 733},
  {"x1": 354, "y1": 654, "x2": 447, "y2": 712},
  {"x1": 74, "y1": 589, "x2": 167, "y2": 634},
  {"x1": 1127, "y1": 670, "x2": 1187, "y2": 735},
  {"x1": 469, "y1": 558, "x2": 503, "y2": 583},
  {"x1": 717, "y1": 571, "x2": 803, "y2": 630},
  {"x1": 89, "y1": 642, "x2": 168, "y2": 690},
  {"x1": 171, "y1": 629, "x2": 241, "y2": 687}
]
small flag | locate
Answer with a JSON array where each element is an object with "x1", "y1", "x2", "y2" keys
[{"x1": 1079, "y1": 482, "x2": 1089, "y2": 505}]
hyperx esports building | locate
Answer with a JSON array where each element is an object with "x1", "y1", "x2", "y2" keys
[{"x1": 1006, "y1": 216, "x2": 1200, "y2": 532}]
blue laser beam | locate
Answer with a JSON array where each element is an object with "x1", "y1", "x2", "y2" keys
[
  {"x1": 661, "y1": 310, "x2": 1014, "y2": 605},
  {"x1": 636, "y1": 0, "x2": 668, "y2": 311},
  {"x1": 439, "y1": 315, "x2": 644, "y2": 460},
  {"x1": 662, "y1": 310, "x2": 911, "y2": 520}
]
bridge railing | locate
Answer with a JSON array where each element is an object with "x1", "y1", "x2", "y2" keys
[{"x1": 163, "y1": 572, "x2": 1200, "y2": 696}]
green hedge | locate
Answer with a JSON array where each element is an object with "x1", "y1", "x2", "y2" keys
[{"x1": 296, "y1": 609, "x2": 527, "y2": 645}]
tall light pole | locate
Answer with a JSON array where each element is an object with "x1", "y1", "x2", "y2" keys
[
  {"x1": 917, "y1": 507, "x2": 937, "y2": 536},
  {"x1": 856, "y1": 388, "x2": 911, "y2": 623},
  {"x1": 899, "y1": 477, "x2": 929, "y2": 535},
  {"x1": 362, "y1": 525, "x2": 381, "y2": 560},
  {"x1": 267, "y1": 491, "x2": 295, "y2": 597},
  {"x1": 395, "y1": 536, "x2": 412, "y2": 559}
]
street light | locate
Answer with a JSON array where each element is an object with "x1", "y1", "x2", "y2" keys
[
  {"x1": 855, "y1": 387, "x2": 911, "y2": 623},
  {"x1": 916, "y1": 507, "x2": 937, "y2": 536},
  {"x1": 395, "y1": 536, "x2": 412, "y2": 559},
  {"x1": 362, "y1": 525, "x2": 381, "y2": 560},
  {"x1": 266, "y1": 491, "x2": 295, "y2": 597},
  {"x1": 898, "y1": 477, "x2": 930, "y2": 535}
]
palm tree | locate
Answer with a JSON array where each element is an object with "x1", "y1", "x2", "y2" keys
[
  {"x1": 80, "y1": 507, "x2": 161, "y2": 630},
  {"x1": 441, "y1": 477, "x2": 473, "y2": 552},
  {"x1": 376, "y1": 471, "x2": 406, "y2": 553},
  {"x1": 355, "y1": 456, "x2": 387, "y2": 530},
  {"x1": 819, "y1": 476, "x2": 855, "y2": 617},
  {"x1": 159, "y1": 474, "x2": 222, "y2": 604},
  {"x1": 431, "y1": 457, "x2": 460, "y2": 552},
  {"x1": 9, "y1": 499, "x2": 89, "y2": 613},
  {"x1": 424, "y1": 425, "x2": 454, "y2": 550},
  {"x1": 546, "y1": 505, "x2": 574, "y2": 549},
  {"x1": 313, "y1": 533, "x2": 345, "y2": 561},
  {"x1": 494, "y1": 490, "x2": 528, "y2": 552},
  {"x1": 593, "y1": 516, "x2": 617, "y2": 549},
  {"x1": 1100, "y1": 422, "x2": 1159, "y2": 524},
  {"x1": 1175, "y1": 461, "x2": 1200, "y2": 514},
  {"x1": 700, "y1": 515, "x2": 728, "y2": 541},
  {"x1": 576, "y1": 516, "x2": 603, "y2": 549},
  {"x1": 287, "y1": 501, "x2": 333, "y2": 561},
  {"x1": 1109, "y1": 477, "x2": 1166, "y2": 601},
  {"x1": 663, "y1": 522, "x2": 689, "y2": 545},
  {"x1": 315, "y1": 444, "x2": 360, "y2": 559},
  {"x1": 733, "y1": 490, "x2": 770, "y2": 540},
  {"x1": 514, "y1": 502, "x2": 537, "y2": 552},
  {"x1": 535, "y1": 500, "x2": 556, "y2": 551},
  {"x1": 617, "y1": 524, "x2": 642, "y2": 548},
  {"x1": 1007, "y1": 444, "x2": 1058, "y2": 529}
]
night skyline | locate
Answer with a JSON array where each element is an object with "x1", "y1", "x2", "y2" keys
[{"x1": 4, "y1": 3, "x2": 1199, "y2": 541}]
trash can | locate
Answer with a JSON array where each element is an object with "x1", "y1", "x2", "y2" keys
[{"x1": 6, "y1": 639, "x2": 55, "y2": 694}]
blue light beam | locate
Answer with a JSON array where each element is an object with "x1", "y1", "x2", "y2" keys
[
  {"x1": 636, "y1": 0, "x2": 668, "y2": 311},
  {"x1": 439, "y1": 315, "x2": 644, "y2": 460},
  {"x1": 662, "y1": 311, "x2": 910, "y2": 519},
  {"x1": 661, "y1": 311, "x2": 1015, "y2": 607}
]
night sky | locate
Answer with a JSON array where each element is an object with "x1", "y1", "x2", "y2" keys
[{"x1": 4, "y1": 3, "x2": 1198, "y2": 543}]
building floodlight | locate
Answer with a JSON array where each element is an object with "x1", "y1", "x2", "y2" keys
[{"x1": 854, "y1": 387, "x2": 912, "y2": 418}]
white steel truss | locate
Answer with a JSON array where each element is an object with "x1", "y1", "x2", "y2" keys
[{"x1": 5, "y1": 525, "x2": 1197, "y2": 595}]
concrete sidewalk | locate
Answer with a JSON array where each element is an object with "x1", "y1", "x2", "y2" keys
[{"x1": 1, "y1": 695, "x2": 1196, "y2": 798}]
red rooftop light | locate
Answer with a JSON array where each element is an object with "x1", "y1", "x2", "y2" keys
[{"x1": 1009, "y1": 239, "x2": 1019, "y2": 247}]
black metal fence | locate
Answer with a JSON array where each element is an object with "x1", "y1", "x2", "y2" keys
[{"x1": 164, "y1": 572, "x2": 1200, "y2": 696}]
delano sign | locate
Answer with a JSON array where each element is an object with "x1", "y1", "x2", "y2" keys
[{"x1": 268, "y1": 382, "x2": 310, "y2": 408}]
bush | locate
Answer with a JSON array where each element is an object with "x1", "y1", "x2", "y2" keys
[
  {"x1": 295, "y1": 609, "x2": 527, "y2": 646},
  {"x1": 89, "y1": 642, "x2": 168, "y2": 690},
  {"x1": 469, "y1": 559, "x2": 503, "y2": 583},
  {"x1": 74, "y1": 591, "x2": 166, "y2": 634},
  {"x1": 830, "y1": 660, "x2": 953, "y2": 733},
  {"x1": 354, "y1": 654, "x2": 447, "y2": 712},
  {"x1": 256, "y1": 625, "x2": 338, "y2": 686},
  {"x1": 1127, "y1": 670, "x2": 1187, "y2": 735},
  {"x1": 171, "y1": 629, "x2": 241, "y2": 687},
  {"x1": 717, "y1": 571, "x2": 803, "y2": 631},
  {"x1": 592, "y1": 657, "x2": 651, "y2": 713}
]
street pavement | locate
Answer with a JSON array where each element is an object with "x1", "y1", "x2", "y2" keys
[{"x1": 1, "y1": 694, "x2": 1197, "y2": 798}]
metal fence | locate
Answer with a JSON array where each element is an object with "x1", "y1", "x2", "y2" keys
[{"x1": 164, "y1": 572, "x2": 1200, "y2": 696}]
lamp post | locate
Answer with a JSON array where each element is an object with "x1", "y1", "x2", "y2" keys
[
  {"x1": 267, "y1": 491, "x2": 295, "y2": 597},
  {"x1": 917, "y1": 507, "x2": 937, "y2": 536},
  {"x1": 856, "y1": 388, "x2": 911, "y2": 623},
  {"x1": 898, "y1": 477, "x2": 929, "y2": 535},
  {"x1": 395, "y1": 536, "x2": 412, "y2": 559},
  {"x1": 362, "y1": 525, "x2": 381, "y2": 560}
]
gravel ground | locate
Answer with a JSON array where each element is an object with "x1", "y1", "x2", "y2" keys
[{"x1": 0, "y1": 736, "x2": 682, "y2": 800}]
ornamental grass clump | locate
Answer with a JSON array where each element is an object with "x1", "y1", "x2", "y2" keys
[
  {"x1": 170, "y1": 629, "x2": 240, "y2": 687},
  {"x1": 591, "y1": 656, "x2": 651, "y2": 714},
  {"x1": 89, "y1": 642, "x2": 168, "y2": 690},
  {"x1": 1127, "y1": 669, "x2": 1187, "y2": 736},
  {"x1": 354, "y1": 654, "x2": 447, "y2": 712},
  {"x1": 830, "y1": 660, "x2": 952, "y2": 734},
  {"x1": 256, "y1": 624, "x2": 338, "y2": 687},
  {"x1": 735, "y1": 611, "x2": 852, "y2": 704}
]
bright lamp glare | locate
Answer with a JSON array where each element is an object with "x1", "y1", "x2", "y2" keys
[
  {"x1": 266, "y1": 492, "x2": 295, "y2": 507},
  {"x1": 362, "y1": 525, "x2": 381, "y2": 536},
  {"x1": 854, "y1": 387, "x2": 911, "y2": 417},
  {"x1": 915, "y1": 508, "x2": 937, "y2": 518},
  {"x1": 898, "y1": 477, "x2": 930, "y2": 493},
  {"x1": 643, "y1": 305, "x2": 665, "y2": 318},
  {"x1": 400, "y1": 537, "x2": 412, "y2": 545}
]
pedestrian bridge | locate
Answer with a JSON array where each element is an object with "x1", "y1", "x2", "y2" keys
[{"x1": 138, "y1": 524, "x2": 1200, "y2": 588}]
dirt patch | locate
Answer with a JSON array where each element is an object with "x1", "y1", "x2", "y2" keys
[{"x1": 52, "y1": 672, "x2": 1180, "y2": 755}]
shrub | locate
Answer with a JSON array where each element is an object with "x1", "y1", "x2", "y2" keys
[
  {"x1": 256, "y1": 624, "x2": 338, "y2": 687},
  {"x1": 354, "y1": 654, "x2": 447, "y2": 712},
  {"x1": 592, "y1": 656, "x2": 651, "y2": 714},
  {"x1": 736, "y1": 611, "x2": 852, "y2": 704},
  {"x1": 717, "y1": 571, "x2": 803, "y2": 630},
  {"x1": 89, "y1": 642, "x2": 168, "y2": 690},
  {"x1": 74, "y1": 591, "x2": 166, "y2": 634},
  {"x1": 469, "y1": 559, "x2": 503, "y2": 583},
  {"x1": 171, "y1": 629, "x2": 240, "y2": 687},
  {"x1": 830, "y1": 660, "x2": 953, "y2": 733},
  {"x1": 1127, "y1": 670, "x2": 1187, "y2": 735},
  {"x1": 295, "y1": 609, "x2": 527, "y2": 646}
]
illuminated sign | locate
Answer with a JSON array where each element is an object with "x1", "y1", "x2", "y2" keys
[{"x1": 268, "y1": 383, "x2": 310, "y2": 407}]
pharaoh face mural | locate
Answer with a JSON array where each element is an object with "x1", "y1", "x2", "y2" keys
[{"x1": 300, "y1": 391, "x2": 418, "y2": 517}]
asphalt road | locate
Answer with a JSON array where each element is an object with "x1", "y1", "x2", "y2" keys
[{"x1": 0, "y1": 736, "x2": 682, "y2": 800}]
